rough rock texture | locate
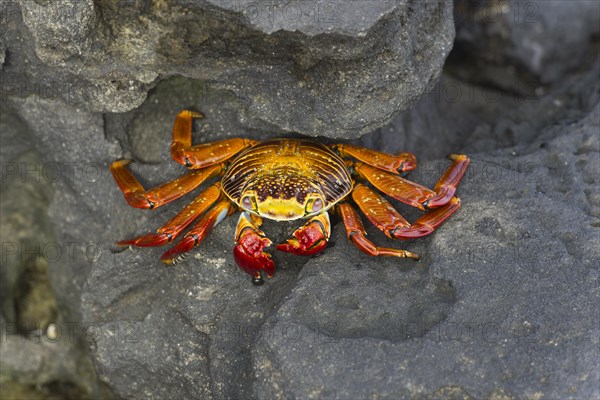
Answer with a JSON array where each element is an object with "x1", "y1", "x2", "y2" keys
[
  {"x1": 450, "y1": 0, "x2": 600, "y2": 90},
  {"x1": 254, "y1": 105, "x2": 600, "y2": 399},
  {"x1": 1, "y1": 1, "x2": 599, "y2": 399},
  {"x1": 3, "y1": 58, "x2": 597, "y2": 400},
  {"x1": 0, "y1": 107, "x2": 108, "y2": 398},
  {"x1": 4, "y1": 0, "x2": 455, "y2": 138}
]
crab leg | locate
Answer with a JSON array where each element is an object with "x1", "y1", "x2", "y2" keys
[
  {"x1": 116, "y1": 183, "x2": 223, "y2": 247},
  {"x1": 353, "y1": 161, "x2": 435, "y2": 211},
  {"x1": 233, "y1": 212, "x2": 275, "y2": 285},
  {"x1": 426, "y1": 154, "x2": 470, "y2": 208},
  {"x1": 391, "y1": 197, "x2": 462, "y2": 239},
  {"x1": 171, "y1": 110, "x2": 258, "y2": 169},
  {"x1": 332, "y1": 143, "x2": 416, "y2": 173},
  {"x1": 351, "y1": 184, "x2": 410, "y2": 238},
  {"x1": 276, "y1": 212, "x2": 331, "y2": 256},
  {"x1": 352, "y1": 184, "x2": 462, "y2": 239},
  {"x1": 160, "y1": 199, "x2": 234, "y2": 264},
  {"x1": 110, "y1": 160, "x2": 224, "y2": 209},
  {"x1": 337, "y1": 203, "x2": 420, "y2": 260},
  {"x1": 353, "y1": 154, "x2": 469, "y2": 210}
]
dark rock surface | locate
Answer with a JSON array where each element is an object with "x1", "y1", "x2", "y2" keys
[
  {"x1": 451, "y1": 0, "x2": 600, "y2": 91},
  {"x1": 4, "y1": 0, "x2": 454, "y2": 138},
  {"x1": 0, "y1": 105, "x2": 108, "y2": 398},
  {"x1": 254, "y1": 105, "x2": 600, "y2": 399},
  {"x1": 1, "y1": 1, "x2": 599, "y2": 399}
]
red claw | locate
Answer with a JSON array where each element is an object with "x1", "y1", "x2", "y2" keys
[
  {"x1": 234, "y1": 229, "x2": 275, "y2": 283},
  {"x1": 276, "y1": 221, "x2": 328, "y2": 256}
]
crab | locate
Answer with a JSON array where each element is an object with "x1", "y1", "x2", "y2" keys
[{"x1": 111, "y1": 110, "x2": 469, "y2": 284}]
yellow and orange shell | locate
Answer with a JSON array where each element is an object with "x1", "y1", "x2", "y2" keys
[{"x1": 221, "y1": 139, "x2": 353, "y2": 219}]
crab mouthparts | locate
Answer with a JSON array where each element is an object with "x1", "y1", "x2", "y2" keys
[{"x1": 257, "y1": 198, "x2": 307, "y2": 221}]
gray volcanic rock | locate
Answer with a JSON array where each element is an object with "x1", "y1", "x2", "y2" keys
[
  {"x1": 451, "y1": 0, "x2": 600, "y2": 90},
  {"x1": 0, "y1": 105, "x2": 110, "y2": 398},
  {"x1": 11, "y1": 62, "x2": 592, "y2": 398},
  {"x1": 253, "y1": 105, "x2": 600, "y2": 399},
  {"x1": 209, "y1": 0, "x2": 399, "y2": 36},
  {"x1": 4, "y1": 0, "x2": 455, "y2": 138},
  {"x1": 81, "y1": 216, "x2": 304, "y2": 400},
  {"x1": 2, "y1": 1, "x2": 599, "y2": 399},
  {"x1": 4, "y1": 81, "x2": 305, "y2": 399}
]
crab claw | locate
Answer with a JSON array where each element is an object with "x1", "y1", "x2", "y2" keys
[
  {"x1": 233, "y1": 212, "x2": 275, "y2": 284},
  {"x1": 276, "y1": 212, "x2": 330, "y2": 256},
  {"x1": 234, "y1": 230, "x2": 275, "y2": 285}
]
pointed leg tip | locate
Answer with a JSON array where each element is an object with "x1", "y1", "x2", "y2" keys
[
  {"x1": 164, "y1": 254, "x2": 187, "y2": 266},
  {"x1": 188, "y1": 110, "x2": 204, "y2": 119},
  {"x1": 111, "y1": 159, "x2": 134, "y2": 169},
  {"x1": 448, "y1": 153, "x2": 470, "y2": 163},
  {"x1": 388, "y1": 249, "x2": 421, "y2": 260},
  {"x1": 160, "y1": 252, "x2": 189, "y2": 266},
  {"x1": 252, "y1": 276, "x2": 264, "y2": 285}
]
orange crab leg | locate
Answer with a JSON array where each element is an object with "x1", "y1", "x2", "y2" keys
[
  {"x1": 337, "y1": 203, "x2": 420, "y2": 260},
  {"x1": 116, "y1": 183, "x2": 223, "y2": 247},
  {"x1": 332, "y1": 143, "x2": 416, "y2": 174},
  {"x1": 110, "y1": 159, "x2": 224, "y2": 209},
  {"x1": 426, "y1": 154, "x2": 470, "y2": 208},
  {"x1": 351, "y1": 184, "x2": 410, "y2": 238},
  {"x1": 352, "y1": 184, "x2": 462, "y2": 239},
  {"x1": 160, "y1": 199, "x2": 234, "y2": 265},
  {"x1": 233, "y1": 212, "x2": 275, "y2": 285},
  {"x1": 276, "y1": 212, "x2": 331, "y2": 256},
  {"x1": 171, "y1": 110, "x2": 257, "y2": 169},
  {"x1": 353, "y1": 161, "x2": 435, "y2": 211},
  {"x1": 391, "y1": 197, "x2": 462, "y2": 239},
  {"x1": 353, "y1": 154, "x2": 469, "y2": 210}
]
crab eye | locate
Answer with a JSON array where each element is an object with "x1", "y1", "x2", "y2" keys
[
  {"x1": 241, "y1": 195, "x2": 254, "y2": 210},
  {"x1": 310, "y1": 198, "x2": 323, "y2": 213}
]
